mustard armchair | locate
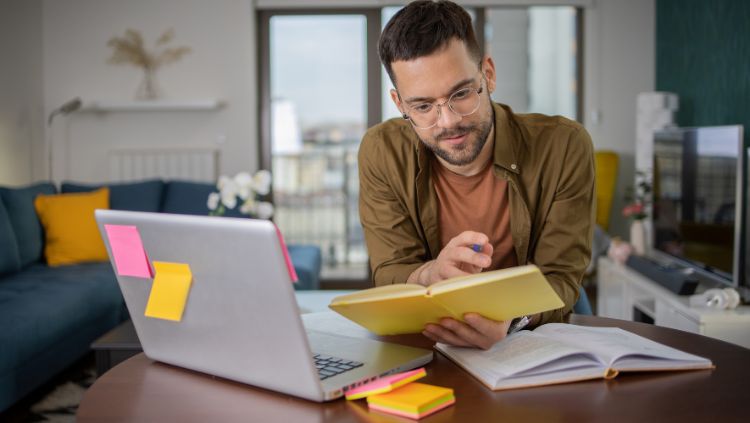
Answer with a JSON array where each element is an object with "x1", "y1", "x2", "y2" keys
[{"x1": 595, "y1": 151, "x2": 619, "y2": 231}]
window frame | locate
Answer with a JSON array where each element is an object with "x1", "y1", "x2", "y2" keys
[{"x1": 257, "y1": 9, "x2": 382, "y2": 172}]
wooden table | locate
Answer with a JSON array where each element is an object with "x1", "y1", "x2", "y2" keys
[{"x1": 77, "y1": 315, "x2": 750, "y2": 422}]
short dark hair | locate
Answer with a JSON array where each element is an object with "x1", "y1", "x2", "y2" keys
[{"x1": 379, "y1": 0, "x2": 481, "y2": 86}]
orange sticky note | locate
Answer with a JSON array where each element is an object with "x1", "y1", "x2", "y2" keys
[
  {"x1": 367, "y1": 383, "x2": 455, "y2": 420},
  {"x1": 346, "y1": 368, "x2": 427, "y2": 400},
  {"x1": 104, "y1": 224, "x2": 153, "y2": 278},
  {"x1": 144, "y1": 261, "x2": 192, "y2": 322}
]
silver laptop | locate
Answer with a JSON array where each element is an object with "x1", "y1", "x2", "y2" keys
[{"x1": 95, "y1": 209, "x2": 432, "y2": 402}]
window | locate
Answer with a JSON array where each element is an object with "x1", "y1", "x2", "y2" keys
[
  {"x1": 259, "y1": 6, "x2": 582, "y2": 284},
  {"x1": 485, "y1": 7, "x2": 580, "y2": 120},
  {"x1": 259, "y1": 10, "x2": 381, "y2": 282}
]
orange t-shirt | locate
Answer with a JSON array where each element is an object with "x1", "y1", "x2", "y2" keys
[{"x1": 433, "y1": 158, "x2": 517, "y2": 270}]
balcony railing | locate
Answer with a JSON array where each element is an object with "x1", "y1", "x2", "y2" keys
[{"x1": 272, "y1": 145, "x2": 368, "y2": 277}]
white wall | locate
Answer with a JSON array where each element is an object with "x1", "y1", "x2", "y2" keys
[
  {"x1": 13, "y1": 0, "x2": 652, "y2": 238},
  {"x1": 0, "y1": 0, "x2": 44, "y2": 186},
  {"x1": 42, "y1": 0, "x2": 257, "y2": 184},
  {"x1": 583, "y1": 0, "x2": 656, "y2": 238}
]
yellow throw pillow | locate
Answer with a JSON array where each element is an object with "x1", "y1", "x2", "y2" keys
[{"x1": 34, "y1": 187, "x2": 110, "y2": 266}]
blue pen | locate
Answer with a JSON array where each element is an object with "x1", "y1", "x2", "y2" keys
[{"x1": 471, "y1": 244, "x2": 482, "y2": 253}]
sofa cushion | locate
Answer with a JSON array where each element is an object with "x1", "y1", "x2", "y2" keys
[
  {"x1": 0, "y1": 183, "x2": 57, "y2": 267},
  {"x1": 0, "y1": 262, "x2": 123, "y2": 375},
  {"x1": 0, "y1": 200, "x2": 21, "y2": 276},
  {"x1": 288, "y1": 245, "x2": 322, "y2": 290},
  {"x1": 61, "y1": 179, "x2": 164, "y2": 212},
  {"x1": 162, "y1": 181, "x2": 244, "y2": 217},
  {"x1": 34, "y1": 188, "x2": 110, "y2": 266}
]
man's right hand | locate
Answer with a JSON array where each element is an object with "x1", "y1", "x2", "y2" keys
[{"x1": 408, "y1": 231, "x2": 493, "y2": 286}]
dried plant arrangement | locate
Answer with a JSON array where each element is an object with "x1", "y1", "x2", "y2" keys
[{"x1": 107, "y1": 28, "x2": 191, "y2": 100}]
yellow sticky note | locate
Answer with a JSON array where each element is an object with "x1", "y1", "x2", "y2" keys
[{"x1": 144, "y1": 261, "x2": 193, "y2": 322}]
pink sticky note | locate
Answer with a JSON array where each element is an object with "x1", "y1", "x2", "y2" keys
[
  {"x1": 274, "y1": 224, "x2": 298, "y2": 283},
  {"x1": 104, "y1": 224, "x2": 153, "y2": 278},
  {"x1": 345, "y1": 368, "x2": 427, "y2": 400}
]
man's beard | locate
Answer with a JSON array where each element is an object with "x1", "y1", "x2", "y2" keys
[{"x1": 419, "y1": 108, "x2": 494, "y2": 167}]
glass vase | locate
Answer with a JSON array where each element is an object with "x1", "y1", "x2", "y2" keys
[
  {"x1": 629, "y1": 220, "x2": 646, "y2": 255},
  {"x1": 136, "y1": 67, "x2": 161, "y2": 100}
]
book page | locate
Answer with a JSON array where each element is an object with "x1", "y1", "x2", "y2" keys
[
  {"x1": 533, "y1": 324, "x2": 712, "y2": 370},
  {"x1": 301, "y1": 311, "x2": 373, "y2": 340},
  {"x1": 436, "y1": 331, "x2": 604, "y2": 387},
  {"x1": 329, "y1": 283, "x2": 426, "y2": 304}
]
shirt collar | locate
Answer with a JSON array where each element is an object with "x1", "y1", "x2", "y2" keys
[
  {"x1": 412, "y1": 102, "x2": 521, "y2": 175},
  {"x1": 492, "y1": 102, "x2": 522, "y2": 175}
]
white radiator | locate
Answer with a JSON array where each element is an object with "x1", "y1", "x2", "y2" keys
[{"x1": 108, "y1": 148, "x2": 219, "y2": 182}]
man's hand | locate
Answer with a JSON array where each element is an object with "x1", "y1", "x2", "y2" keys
[
  {"x1": 422, "y1": 313, "x2": 511, "y2": 350},
  {"x1": 408, "y1": 231, "x2": 494, "y2": 286}
]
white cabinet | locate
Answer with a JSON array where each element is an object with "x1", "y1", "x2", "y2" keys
[
  {"x1": 596, "y1": 257, "x2": 750, "y2": 349},
  {"x1": 655, "y1": 300, "x2": 701, "y2": 333}
]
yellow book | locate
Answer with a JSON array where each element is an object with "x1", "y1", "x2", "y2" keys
[{"x1": 329, "y1": 264, "x2": 563, "y2": 335}]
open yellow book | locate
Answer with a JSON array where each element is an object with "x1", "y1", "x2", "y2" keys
[
  {"x1": 328, "y1": 264, "x2": 563, "y2": 335},
  {"x1": 436, "y1": 323, "x2": 714, "y2": 391}
]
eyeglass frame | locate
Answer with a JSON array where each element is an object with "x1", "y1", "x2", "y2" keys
[{"x1": 397, "y1": 71, "x2": 487, "y2": 130}]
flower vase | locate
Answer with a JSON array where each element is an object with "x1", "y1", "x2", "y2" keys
[
  {"x1": 136, "y1": 67, "x2": 161, "y2": 100},
  {"x1": 629, "y1": 220, "x2": 646, "y2": 255}
]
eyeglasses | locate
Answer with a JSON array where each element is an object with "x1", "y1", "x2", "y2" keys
[{"x1": 401, "y1": 79, "x2": 484, "y2": 130}]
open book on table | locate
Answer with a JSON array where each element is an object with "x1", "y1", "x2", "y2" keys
[
  {"x1": 328, "y1": 265, "x2": 563, "y2": 335},
  {"x1": 436, "y1": 323, "x2": 714, "y2": 391}
]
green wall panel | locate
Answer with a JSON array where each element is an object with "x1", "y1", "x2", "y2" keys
[{"x1": 656, "y1": 0, "x2": 750, "y2": 140}]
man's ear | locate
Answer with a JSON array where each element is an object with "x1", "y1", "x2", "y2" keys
[
  {"x1": 390, "y1": 88, "x2": 407, "y2": 118},
  {"x1": 482, "y1": 56, "x2": 497, "y2": 94}
]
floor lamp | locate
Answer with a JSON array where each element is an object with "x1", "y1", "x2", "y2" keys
[{"x1": 47, "y1": 97, "x2": 82, "y2": 181}]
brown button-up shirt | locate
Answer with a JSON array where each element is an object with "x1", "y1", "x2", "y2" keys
[{"x1": 357, "y1": 102, "x2": 595, "y2": 325}]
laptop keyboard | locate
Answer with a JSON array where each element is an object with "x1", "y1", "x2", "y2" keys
[{"x1": 313, "y1": 354, "x2": 364, "y2": 380}]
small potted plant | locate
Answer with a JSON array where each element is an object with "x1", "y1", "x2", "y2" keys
[
  {"x1": 622, "y1": 171, "x2": 652, "y2": 255},
  {"x1": 207, "y1": 170, "x2": 274, "y2": 219}
]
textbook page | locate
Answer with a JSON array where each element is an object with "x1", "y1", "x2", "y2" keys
[
  {"x1": 532, "y1": 324, "x2": 712, "y2": 371},
  {"x1": 436, "y1": 331, "x2": 607, "y2": 389}
]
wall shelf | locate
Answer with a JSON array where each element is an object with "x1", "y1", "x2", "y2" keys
[{"x1": 81, "y1": 99, "x2": 226, "y2": 112}]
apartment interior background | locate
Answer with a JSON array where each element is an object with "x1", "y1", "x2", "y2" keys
[{"x1": 1, "y1": 0, "x2": 747, "y2": 283}]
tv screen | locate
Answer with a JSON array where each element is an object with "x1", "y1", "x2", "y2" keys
[{"x1": 652, "y1": 125, "x2": 744, "y2": 285}]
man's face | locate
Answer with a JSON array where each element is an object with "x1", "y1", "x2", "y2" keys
[{"x1": 390, "y1": 38, "x2": 497, "y2": 167}]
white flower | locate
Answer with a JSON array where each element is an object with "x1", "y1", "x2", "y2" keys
[
  {"x1": 239, "y1": 197, "x2": 257, "y2": 215},
  {"x1": 207, "y1": 192, "x2": 220, "y2": 210},
  {"x1": 252, "y1": 170, "x2": 272, "y2": 196},
  {"x1": 211, "y1": 170, "x2": 273, "y2": 214},
  {"x1": 255, "y1": 201, "x2": 274, "y2": 219},
  {"x1": 234, "y1": 171, "x2": 253, "y2": 200},
  {"x1": 220, "y1": 179, "x2": 238, "y2": 209},
  {"x1": 217, "y1": 175, "x2": 232, "y2": 190}
]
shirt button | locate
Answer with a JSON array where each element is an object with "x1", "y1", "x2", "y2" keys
[{"x1": 511, "y1": 164, "x2": 517, "y2": 170}]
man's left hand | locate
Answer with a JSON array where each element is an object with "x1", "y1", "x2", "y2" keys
[{"x1": 422, "y1": 313, "x2": 512, "y2": 350}]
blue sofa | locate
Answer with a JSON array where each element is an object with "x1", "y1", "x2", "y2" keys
[{"x1": 0, "y1": 180, "x2": 321, "y2": 412}]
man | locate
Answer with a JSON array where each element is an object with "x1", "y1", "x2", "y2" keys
[{"x1": 358, "y1": 0, "x2": 595, "y2": 349}]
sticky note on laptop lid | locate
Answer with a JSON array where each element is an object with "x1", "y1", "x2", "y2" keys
[
  {"x1": 104, "y1": 224, "x2": 153, "y2": 278},
  {"x1": 274, "y1": 224, "x2": 298, "y2": 283},
  {"x1": 145, "y1": 261, "x2": 193, "y2": 322},
  {"x1": 345, "y1": 368, "x2": 426, "y2": 400}
]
